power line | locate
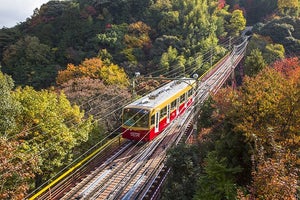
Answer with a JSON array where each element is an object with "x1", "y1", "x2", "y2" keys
[{"x1": 5, "y1": 35, "x2": 246, "y2": 188}]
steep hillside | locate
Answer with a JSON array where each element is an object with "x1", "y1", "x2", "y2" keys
[{"x1": 0, "y1": 0, "x2": 246, "y2": 89}]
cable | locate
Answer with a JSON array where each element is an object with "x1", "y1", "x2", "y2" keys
[
  {"x1": 7, "y1": 35, "x2": 241, "y2": 160},
  {"x1": 7, "y1": 35, "x2": 248, "y2": 188},
  {"x1": 6, "y1": 34, "x2": 237, "y2": 142}
]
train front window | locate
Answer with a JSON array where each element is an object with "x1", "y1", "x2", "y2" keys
[{"x1": 123, "y1": 108, "x2": 149, "y2": 128}]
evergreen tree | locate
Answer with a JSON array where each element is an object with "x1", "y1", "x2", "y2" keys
[
  {"x1": 2, "y1": 36, "x2": 57, "y2": 89},
  {"x1": 244, "y1": 48, "x2": 266, "y2": 76},
  {"x1": 193, "y1": 152, "x2": 242, "y2": 200}
]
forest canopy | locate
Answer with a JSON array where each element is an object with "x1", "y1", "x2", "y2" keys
[{"x1": 0, "y1": 0, "x2": 299, "y2": 199}]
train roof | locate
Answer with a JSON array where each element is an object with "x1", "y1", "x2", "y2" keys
[{"x1": 126, "y1": 78, "x2": 195, "y2": 110}]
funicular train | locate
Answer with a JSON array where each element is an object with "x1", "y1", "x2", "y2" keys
[{"x1": 121, "y1": 78, "x2": 196, "y2": 142}]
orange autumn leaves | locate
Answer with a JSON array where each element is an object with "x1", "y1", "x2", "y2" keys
[
  {"x1": 214, "y1": 57, "x2": 299, "y2": 151},
  {"x1": 213, "y1": 57, "x2": 300, "y2": 199},
  {"x1": 56, "y1": 58, "x2": 130, "y2": 87}
]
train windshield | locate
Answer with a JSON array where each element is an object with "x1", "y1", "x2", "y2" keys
[{"x1": 123, "y1": 108, "x2": 150, "y2": 128}]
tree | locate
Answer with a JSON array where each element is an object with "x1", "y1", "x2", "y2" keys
[
  {"x1": 124, "y1": 21, "x2": 151, "y2": 49},
  {"x1": 13, "y1": 86, "x2": 93, "y2": 186},
  {"x1": 257, "y1": 17, "x2": 300, "y2": 54},
  {"x1": 250, "y1": 151, "x2": 298, "y2": 200},
  {"x1": 227, "y1": 9, "x2": 246, "y2": 36},
  {"x1": 242, "y1": 0, "x2": 277, "y2": 24},
  {"x1": 2, "y1": 36, "x2": 57, "y2": 89},
  {"x1": 59, "y1": 77, "x2": 131, "y2": 131},
  {"x1": 56, "y1": 57, "x2": 130, "y2": 87},
  {"x1": 160, "y1": 46, "x2": 186, "y2": 77},
  {"x1": 122, "y1": 21, "x2": 152, "y2": 64},
  {"x1": 0, "y1": 27, "x2": 21, "y2": 61},
  {"x1": 278, "y1": 0, "x2": 299, "y2": 17},
  {"x1": 263, "y1": 43, "x2": 285, "y2": 64},
  {"x1": 135, "y1": 76, "x2": 170, "y2": 96},
  {"x1": 193, "y1": 151, "x2": 242, "y2": 200},
  {"x1": 162, "y1": 144, "x2": 201, "y2": 200},
  {"x1": 244, "y1": 48, "x2": 266, "y2": 76},
  {"x1": 209, "y1": 60, "x2": 300, "y2": 198},
  {"x1": 0, "y1": 71, "x2": 20, "y2": 135},
  {"x1": 272, "y1": 56, "x2": 300, "y2": 77},
  {"x1": 0, "y1": 71, "x2": 37, "y2": 199},
  {"x1": 0, "y1": 138, "x2": 37, "y2": 199},
  {"x1": 96, "y1": 23, "x2": 128, "y2": 62},
  {"x1": 231, "y1": 66, "x2": 299, "y2": 155},
  {"x1": 157, "y1": 11, "x2": 180, "y2": 34},
  {"x1": 245, "y1": 33, "x2": 286, "y2": 66}
]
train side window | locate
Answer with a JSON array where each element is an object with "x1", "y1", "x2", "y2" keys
[
  {"x1": 180, "y1": 94, "x2": 185, "y2": 103},
  {"x1": 171, "y1": 100, "x2": 176, "y2": 110},
  {"x1": 151, "y1": 115, "x2": 155, "y2": 125},
  {"x1": 161, "y1": 106, "x2": 167, "y2": 118}
]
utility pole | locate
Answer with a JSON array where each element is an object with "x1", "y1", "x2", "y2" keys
[
  {"x1": 210, "y1": 46, "x2": 213, "y2": 67},
  {"x1": 192, "y1": 73, "x2": 199, "y2": 141},
  {"x1": 132, "y1": 72, "x2": 140, "y2": 99}
]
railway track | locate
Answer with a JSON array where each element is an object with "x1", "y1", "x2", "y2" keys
[
  {"x1": 57, "y1": 106, "x2": 194, "y2": 200},
  {"x1": 35, "y1": 138, "x2": 128, "y2": 200},
  {"x1": 32, "y1": 38, "x2": 248, "y2": 200}
]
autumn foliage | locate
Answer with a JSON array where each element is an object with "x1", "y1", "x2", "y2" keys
[
  {"x1": 212, "y1": 57, "x2": 300, "y2": 199},
  {"x1": 124, "y1": 21, "x2": 151, "y2": 49},
  {"x1": 58, "y1": 77, "x2": 131, "y2": 130},
  {"x1": 251, "y1": 152, "x2": 298, "y2": 200},
  {"x1": 273, "y1": 57, "x2": 300, "y2": 81},
  {"x1": 56, "y1": 58, "x2": 129, "y2": 87},
  {"x1": 0, "y1": 138, "x2": 37, "y2": 199}
]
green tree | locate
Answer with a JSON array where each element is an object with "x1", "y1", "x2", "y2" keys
[
  {"x1": 244, "y1": 48, "x2": 266, "y2": 76},
  {"x1": 96, "y1": 23, "x2": 128, "y2": 61},
  {"x1": 243, "y1": 0, "x2": 277, "y2": 24},
  {"x1": 13, "y1": 87, "x2": 93, "y2": 186},
  {"x1": 263, "y1": 43, "x2": 285, "y2": 64},
  {"x1": 0, "y1": 27, "x2": 21, "y2": 61},
  {"x1": 158, "y1": 11, "x2": 180, "y2": 35},
  {"x1": 162, "y1": 144, "x2": 201, "y2": 200},
  {"x1": 193, "y1": 152, "x2": 242, "y2": 200},
  {"x1": 257, "y1": 17, "x2": 300, "y2": 54},
  {"x1": 2, "y1": 36, "x2": 57, "y2": 89},
  {"x1": 245, "y1": 34, "x2": 286, "y2": 66},
  {"x1": 0, "y1": 71, "x2": 20, "y2": 135},
  {"x1": 198, "y1": 97, "x2": 215, "y2": 128},
  {"x1": 160, "y1": 46, "x2": 186, "y2": 77},
  {"x1": 227, "y1": 9, "x2": 246, "y2": 36}
]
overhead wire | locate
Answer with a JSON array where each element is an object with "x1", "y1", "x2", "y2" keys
[
  {"x1": 8, "y1": 34, "x2": 240, "y2": 163},
  {"x1": 10, "y1": 35, "x2": 246, "y2": 192},
  {"x1": 6, "y1": 35, "x2": 237, "y2": 142},
  {"x1": 10, "y1": 35, "x2": 240, "y2": 160}
]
